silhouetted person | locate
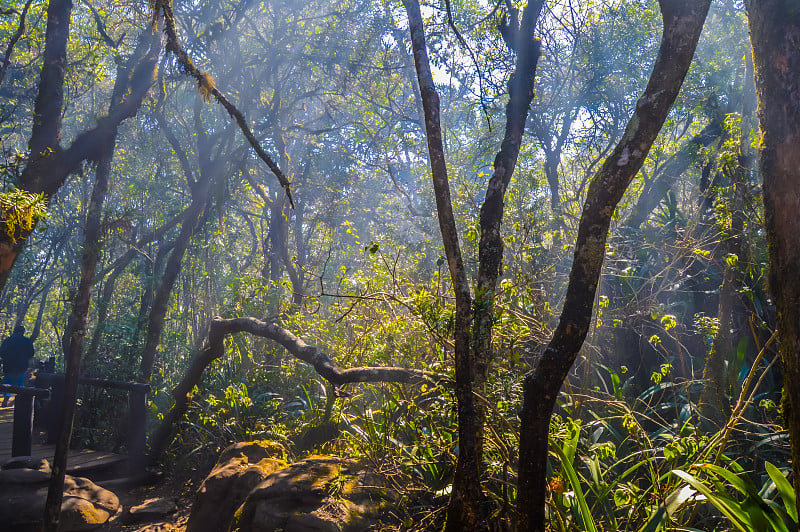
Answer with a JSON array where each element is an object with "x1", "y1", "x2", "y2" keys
[{"x1": 1, "y1": 325, "x2": 34, "y2": 407}]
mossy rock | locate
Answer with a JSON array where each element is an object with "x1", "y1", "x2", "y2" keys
[
  {"x1": 185, "y1": 440, "x2": 290, "y2": 532},
  {"x1": 229, "y1": 456, "x2": 399, "y2": 531}
]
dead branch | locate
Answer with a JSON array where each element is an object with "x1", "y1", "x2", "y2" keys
[{"x1": 152, "y1": 0, "x2": 294, "y2": 207}]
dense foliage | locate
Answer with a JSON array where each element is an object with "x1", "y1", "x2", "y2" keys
[{"x1": 0, "y1": 0, "x2": 792, "y2": 530}]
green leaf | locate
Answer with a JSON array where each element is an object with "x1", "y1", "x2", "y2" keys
[
  {"x1": 766, "y1": 461, "x2": 797, "y2": 523},
  {"x1": 697, "y1": 463, "x2": 760, "y2": 498},
  {"x1": 609, "y1": 368, "x2": 621, "y2": 397},
  {"x1": 553, "y1": 439, "x2": 599, "y2": 532},
  {"x1": 665, "y1": 484, "x2": 697, "y2": 515},
  {"x1": 638, "y1": 504, "x2": 666, "y2": 532},
  {"x1": 671, "y1": 469, "x2": 752, "y2": 532}
]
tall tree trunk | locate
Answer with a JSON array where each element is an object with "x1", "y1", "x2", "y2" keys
[
  {"x1": 137, "y1": 184, "x2": 211, "y2": 383},
  {"x1": 42, "y1": 25, "x2": 160, "y2": 529},
  {"x1": 88, "y1": 208, "x2": 186, "y2": 362},
  {"x1": 462, "y1": 0, "x2": 545, "y2": 529},
  {"x1": 516, "y1": 2, "x2": 711, "y2": 530},
  {"x1": 31, "y1": 275, "x2": 58, "y2": 342},
  {"x1": 403, "y1": 1, "x2": 544, "y2": 528},
  {"x1": 745, "y1": 0, "x2": 800, "y2": 517},
  {"x1": 137, "y1": 104, "x2": 234, "y2": 383},
  {"x1": 42, "y1": 134, "x2": 111, "y2": 532},
  {"x1": 137, "y1": 110, "x2": 224, "y2": 383},
  {"x1": 0, "y1": 0, "x2": 71, "y2": 289},
  {"x1": 400, "y1": 0, "x2": 479, "y2": 527},
  {"x1": 86, "y1": 253, "x2": 134, "y2": 363},
  {"x1": 700, "y1": 51, "x2": 756, "y2": 426}
]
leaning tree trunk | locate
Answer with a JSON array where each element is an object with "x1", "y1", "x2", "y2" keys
[
  {"x1": 42, "y1": 129, "x2": 113, "y2": 532},
  {"x1": 461, "y1": 0, "x2": 544, "y2": 529},
  {"x1": 137, "y1": 172, "x2": 212, "y2": 383},
  {"x1": 516, "y1": 2, "x2": 711, "y2": 530},
  {"x1": 87, "y1": 210, "x2": 186, "y2": 362},
  {"x1": 745, "y1": 0, "x2": 800, "y2": 518},
  {"x1": 624, "y1": 116, "x2": 723, "y2": 230}
]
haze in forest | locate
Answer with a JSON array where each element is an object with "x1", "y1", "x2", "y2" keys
[{"x1": 0, "y1": 1, "x2": 798, "y2": 531}]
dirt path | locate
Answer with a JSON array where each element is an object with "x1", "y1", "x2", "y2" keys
[{"x1": 99, "y1": 471, "x2": 199, "y2": 531}]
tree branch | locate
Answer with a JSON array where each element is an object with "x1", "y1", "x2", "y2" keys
[
  {"x1": 148, "y1": 316, "x2": 443, "y2": 462},
  {"x1": 0, "y1": 0, "x2": 34, "y2": 88},
  {"x1": 153, "y1": 0, "x2": 294, "y2": 207}
]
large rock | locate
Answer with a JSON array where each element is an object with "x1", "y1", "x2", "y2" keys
[
  {"x1": 126, "y1": 497, "x2": 178, "y2": 524},
  {"x1": 230, "y1": 456, "x2": 398, "y2": 532},
  {"x1": 185, "y1": 440, "x2": 289, "y2": 532},
  {"x1": 0, "y1": 460, "x2": 120, "y2": 531}
]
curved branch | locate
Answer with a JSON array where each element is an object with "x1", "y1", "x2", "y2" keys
[
  {"x1": 59, "y1": 31, "x2": 161, "y2": 176},
  {"x1": 147, "y1": 316, "x2": 443, "y2": 462}
]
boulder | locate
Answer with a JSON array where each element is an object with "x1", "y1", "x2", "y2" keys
[
  {"x1": 185, "y1": 440, "x2": 289, "y2": 532},
  {"x1": 0, "y1": 464, "x2": 120, "y2": 532},
  {"x1": 126, "y1": 497, "x2": 178, "y2": 524},
  {"x1": 230, "y1": 456, "x2": 398, "y2": 532},
  {"x1": 2, "y1": 456, "x2": 52, "y2": 473}
]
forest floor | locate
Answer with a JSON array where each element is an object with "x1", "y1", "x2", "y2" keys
[{"x1": 98, "y1": 467, "x2": 201, "y2": 532}]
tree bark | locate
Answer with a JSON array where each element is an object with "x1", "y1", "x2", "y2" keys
[
  {"x1": 516, "y1": 2, "x2": 711, "y2": 530},
  {"x1": 474, "y1": 0, "x2": 544, "y2": 404},
  {"x1": 138, "y1": 105, "x2": 239, "y2": 383},
  {"x1": 41, "y1": 25, "x2": 161, "y2": 529},
  {"x1": 745, "y1": 0, "x2": 800, "y2": 517},
  {"x1": 137, "y1": 158, "x2": 215, "y2": 382},
  {"x1": 42, "y1": 120, "x2": 112, "y2": 532},
  {"x1": 0, "y1": 0, "x2": 71, "y2": 290},
  {"x1": 403, "y1": 1, "x2": 544, "y2": 527}
]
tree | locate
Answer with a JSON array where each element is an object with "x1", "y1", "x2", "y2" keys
[
  {"x1": 0, "y1": 0, "x2": 157, "y2": 292},
  {"x1": 517, "y1": 2, "x2": 711, "y2": 530},
  {"x1": 745, "y1": 0, "x2": 800, "y2": 517},
  {"x1": 402, "y1": 0, "x2": 546, "y2": 527},
  {"x1": 42, "y1": 19, "x2": 161, "y2": 531}
]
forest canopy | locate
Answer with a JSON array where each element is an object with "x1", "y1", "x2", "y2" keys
[{"x1": 1, "y1": 0, "x2": 799, "y2": 531}]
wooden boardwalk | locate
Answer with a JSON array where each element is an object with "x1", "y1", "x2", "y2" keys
[{"x1": 0, "y1": 404, "x2": 127, "y2": 477}]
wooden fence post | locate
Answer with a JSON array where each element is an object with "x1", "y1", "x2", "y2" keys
[
  {"x1": 128, "y1": 385, "x2": 147, "y2": 474},
  {"x1": 45, "y1": 376, "x2": 64, "y2": 445},
  {"x1": 11, "y1": 392, "x2": 34, "y2": 457}
]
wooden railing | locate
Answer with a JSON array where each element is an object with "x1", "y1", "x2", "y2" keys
[
  {"x1": 3, "y1": 372, "x2": 150, "y2": 474},
  {"x1": 0, "y1": 383, "x2": 50, "y2": 457}
]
